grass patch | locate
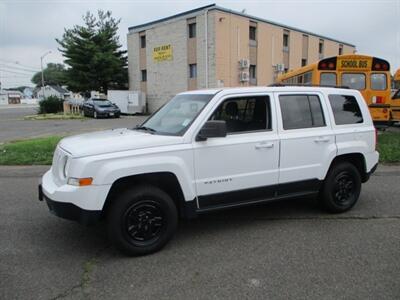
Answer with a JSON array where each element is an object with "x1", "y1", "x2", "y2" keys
[
  {"x1": 0, "y1": 136, "x2": 63, "y2": 165},
  {"x1": 0, "y1": 131, "x2": 399, "y2": 166},
  {"x1": 378, "y1": 131, "x2": 400, "y2": 163},
  {"x1": 24, "y1": 113, "x2": 86, "y2": 120}
]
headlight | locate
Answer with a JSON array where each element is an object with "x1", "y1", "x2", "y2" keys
[{"x1": 63, "y1": 157, "x2": 71, "y2": 178}]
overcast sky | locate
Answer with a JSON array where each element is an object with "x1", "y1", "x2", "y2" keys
[{"x1": 0, "y1": 0, "x2": 399, "y2": 88}]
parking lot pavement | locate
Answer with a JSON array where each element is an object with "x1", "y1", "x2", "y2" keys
[
  {"x1": 0, "y1": 106, "x2": 147, "y2": 143},
  {"x1": 1, "y1": 165, "x2": 399, "y2": 299}
]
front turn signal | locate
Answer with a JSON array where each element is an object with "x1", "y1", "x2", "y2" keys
[{"x1": 67, "y1": 177, "x2": 93, "y2": 186}]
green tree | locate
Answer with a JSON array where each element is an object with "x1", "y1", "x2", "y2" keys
[
  {"x1": 56, "y1": 10, "x2": 128, "y2": 93},
  {"x1": 31, "y1": 63, "x2": 67, "y2": 87}
]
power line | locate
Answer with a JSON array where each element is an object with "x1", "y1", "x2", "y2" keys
[
  {"x1": 0, "y1": 69, "x2": 33, "y2": 76},
  {"x1": 0, "y1": 59, "x2": 40, "y2": 71},
  {"x1": 0, "y1": 64, "x2": 38, "y2": 73}
]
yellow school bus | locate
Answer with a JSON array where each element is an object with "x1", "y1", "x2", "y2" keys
[
  {"x1": 391, "y1": 68, "x2": 400, "y2": 121},
  {"x1": 276, "y1": 54, "x2": 392, "y2": 126}
]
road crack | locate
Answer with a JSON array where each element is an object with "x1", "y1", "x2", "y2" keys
[{"x1": 50, "y1": 245, "x2": 110, "y2": 300}]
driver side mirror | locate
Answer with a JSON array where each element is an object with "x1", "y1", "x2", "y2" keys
[{"x1": 196, "y1": 120, "x2": 227, "y2": 141}]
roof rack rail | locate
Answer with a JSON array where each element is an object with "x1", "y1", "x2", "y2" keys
[{"x1": 268, "y1": 83, "x2": 350, "y2": 89}]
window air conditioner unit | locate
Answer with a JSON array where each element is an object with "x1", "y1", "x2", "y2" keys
[
  {"x1": 240, "y1": 72, "x2": 250, "y2": 82},
  {"x1": 276, "y1": 64, "x2": 285, "y2": 72},
  {"x1": 239, "y1": 59, "x2": 250, "y2": 69}
]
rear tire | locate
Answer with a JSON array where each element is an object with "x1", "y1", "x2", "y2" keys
[
  {"x1": 107, "y1": 185, "x2": 178, "y2": 256},
  {"x1": 320, "y1": 162, "x2": 361, "y2": 213}
]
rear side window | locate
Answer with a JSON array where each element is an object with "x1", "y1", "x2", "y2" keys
[
  {"x1": 279, "y1": 94, "x2": 326, "y2": 130},
  {"x1": 328, "y1": 95, "x2": 363, "y2": 125}
]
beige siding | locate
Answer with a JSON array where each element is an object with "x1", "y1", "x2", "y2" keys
[{"x1": 288, "y1": 31, "x2": 303, "y2": 71}]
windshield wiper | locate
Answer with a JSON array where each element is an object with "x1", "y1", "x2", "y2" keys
[{"x1": 134, "y1": 125, "x2": 157, "y2": 134}]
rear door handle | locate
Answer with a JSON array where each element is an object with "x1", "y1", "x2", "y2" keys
[
  {"x1": 314, "y1": 137, "x2": 330, "y2": 143},
  {"x1": 255, "y1": 142, "x2": 274, "y2": 149}
]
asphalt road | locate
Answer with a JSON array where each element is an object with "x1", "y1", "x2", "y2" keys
[
  {"x1": 0, "y1": 165, "x2": 399, "y2": 299},
  {"x1": 0, "y1": 105, "x2": 147, "y2": 143}
]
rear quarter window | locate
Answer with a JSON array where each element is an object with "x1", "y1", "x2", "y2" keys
[{"x1": 328, "y1": 94, "x2": 363, "y2": 125}]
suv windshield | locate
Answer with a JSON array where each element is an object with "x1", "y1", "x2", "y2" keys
[
  {"x1": 93, "y1": 100, "x2": 113, "y2": 107},
  {"x1": 139, "y1": 94, "x2": 214, "y2": 135}
]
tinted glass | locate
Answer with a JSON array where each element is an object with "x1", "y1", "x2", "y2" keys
[
  {"x1": 341, "y1": 73, "x2": 366, "y2": 90},
  {"x1": 371, "y1": 73, "x2": 387, "y2": 90},
  {"x1": 210, "y1": 96, "x2": 270, "y2": 133},
  {"x1": 329, "y1": 95, "x2": 363, "y2": 125},
  {"x1": 280, "y1": 95, "x2": 312, "y2": 129},
  {"x1": 309, "y1": 95, "x2": 325, "y2": 127},
  {"x1": 320, "y1": 73, "x2": 336, "y2": 86}
]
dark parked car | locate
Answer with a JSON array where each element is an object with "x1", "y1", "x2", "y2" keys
[{"x1": 83, "y1": 99, "x2": 121, "y2": 118}]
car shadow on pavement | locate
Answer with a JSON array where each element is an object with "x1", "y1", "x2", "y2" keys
[{"x1": 38, "y1": 196, "x2": 322, "y2": 257}]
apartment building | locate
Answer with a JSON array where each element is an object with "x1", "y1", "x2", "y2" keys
[{"x1": 127, "y1": 4, "x2": 356, "y2": 112}]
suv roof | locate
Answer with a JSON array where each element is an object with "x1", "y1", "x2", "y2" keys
[{"x1": 181, "y1": 86, "x2": 357, "y2": 96}]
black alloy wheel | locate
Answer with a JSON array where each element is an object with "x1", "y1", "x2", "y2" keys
[
  {"x1": 123, "y1": 200, "x2": 165, "y2": 246},
  {"x1": 107, "y1": 185, "x2": 178, "y2": 256},
  {"x1": 320, "y1": 162, "x2": 361, "y2": 213}
]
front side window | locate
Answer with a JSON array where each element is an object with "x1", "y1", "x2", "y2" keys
[
  {"x1": 328, "y1": 94, "x2": 363, "y2": 125},
  {"x1": 140, "y1": 94, "x2": 213, "y2": 135},
  {"x1": 279, "y1": 94, "x2": 326, "y2": 130},
  {"x1": 320, "y1": 73, "x2": 337, "y2": 86},
  {"x1": 371, "y1": 73, "x2": 387, "y2": 90},
  {"x1": 341, "y1": 73, "x2": 366, "y2": 90},
  {"x1": 210, "y1": 96, "x2": 271, "y2": 133}
]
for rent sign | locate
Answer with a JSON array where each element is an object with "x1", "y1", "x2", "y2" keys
[{"x1": 153, "y1": 44, "x2": 173, "y2": 62}]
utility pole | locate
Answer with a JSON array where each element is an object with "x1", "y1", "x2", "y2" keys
[{"x1": 40, "y1": 51, "x2": 51, "y2": 99}]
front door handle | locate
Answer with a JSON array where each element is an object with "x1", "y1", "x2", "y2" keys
[
  {"x1": 314, "y1": 137, "x2": 330, "y2": 143},
  {"x1": 255, "y1": 142, "x2": 274, "y2": 149}
]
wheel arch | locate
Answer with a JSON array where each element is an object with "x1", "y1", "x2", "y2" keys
[
  {"x1": 327, "y1": 153, "x2": 368, "y2": 182},
  {"x1": 102, "y1": 172, "x2": 195, "y2": 219}
]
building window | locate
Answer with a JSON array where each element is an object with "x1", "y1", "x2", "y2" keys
[
  {"x1": 189, "y1": 64, "x2": 197, "y2": 78},
  {"x1": 319, "y1": 39, "x2": 324, "y2": 57},
  {"x1": 339, "y1": 44, "x2": 343, "y2": 55},
  {"x1": 283, "y1": 32, "x2": 289, "y2": 51},
  {"x1": 249, "y1": 65, "x2": 256, "y2": 79},
  {"x1": 301, "y1": 59, "x2": 307, "y2": 67},
  {"x1": 188, "y1": 23, "x2": 196, "y2": 38},
  {"x1": 140, "y1": 35, "x2": 146, "y2": 48},
  {"x1": 141, "y1": 70, "x2": 147, "y2": 82},
  {"x1": 249, "y1": 26, "x2": 257, "y2": 41}
]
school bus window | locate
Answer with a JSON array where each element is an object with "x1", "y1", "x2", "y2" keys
[
  {"x1": 320, "y1": 73, "x2": 336, "y2": 86},
  {"x1": 341, "y1": 73, "x2": 366, "y2": 90},
  {"x1": 370, "y1": 73, "x2": 387, "y2": 91},
  {"x1": 304, "y1": 72, "x2": 312, "y2": 84}
]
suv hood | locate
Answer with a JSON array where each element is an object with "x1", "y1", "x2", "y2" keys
[{"x1": 59, "y1": 128, "x2": 183, "y2": 157}]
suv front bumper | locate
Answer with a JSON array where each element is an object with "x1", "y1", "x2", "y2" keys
[{"x1": 39, "y1": 170, "x2": 111, "y2": 225}]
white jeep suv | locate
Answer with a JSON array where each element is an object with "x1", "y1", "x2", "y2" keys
[{"x1": 39, "y1": 86, "x2": 379, "y2": 255}]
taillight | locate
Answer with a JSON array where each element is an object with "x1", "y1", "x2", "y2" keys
[{"x1": 372, "y1": 96, "x2": 385, "y2": 104}]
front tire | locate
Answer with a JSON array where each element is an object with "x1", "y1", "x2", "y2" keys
[
  {"x1": 107, "y1": 185, "x2": 178, "y2": 256},
  {"x1": 320, "y1": 162, "x2": 361, "y2": 213}
]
